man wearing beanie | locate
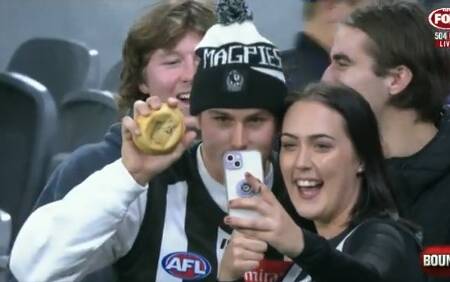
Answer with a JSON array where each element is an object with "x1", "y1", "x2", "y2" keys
[
  {"x1": 191, "y1": 0, "x2": 286, "y2": 117},
  {"x1": 10, "y1": 0, "x2": 296, "y2": 281}
]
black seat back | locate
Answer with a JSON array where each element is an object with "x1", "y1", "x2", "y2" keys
[
  {"x1": 58, "y1": 89, "x2": 119, "y2": 153},
  {"x1": 101, "y1": 60, "x2": 122, "y2": 94},
  {"x1": 0, "y1": 72, "x2": 57, "y2": 240},
  {"x1": 7, "y1": 37, "x2": 100, "y2": 105},
  {"x1": 0, "y1": 209, "x2": 11, "y2": 282}
]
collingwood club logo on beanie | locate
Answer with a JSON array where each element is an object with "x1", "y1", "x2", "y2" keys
[{"x1": 226, "y1": 69, "x2": 245, "y2": 92}]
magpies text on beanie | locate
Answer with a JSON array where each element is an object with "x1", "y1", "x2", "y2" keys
[{"x1": 190, "y1": 0, "x2": 287, "y2": 118}]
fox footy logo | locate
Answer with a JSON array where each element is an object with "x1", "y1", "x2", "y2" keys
[
  {"x1": 429, "y1": 8, "x2": 450, "y2": 48},
  {"x1": 429, "y1": 8, "x2": 450, "y2": 30},
  {"x1": 162, "y1": 252, "x2": 211, "y2": 280}
]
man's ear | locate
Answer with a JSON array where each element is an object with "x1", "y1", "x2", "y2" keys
[{"x1": 385, "y1": 65, "x2": 413, "y2": 96}]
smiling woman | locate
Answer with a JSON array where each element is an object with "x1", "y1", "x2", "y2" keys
[
  {"x1": 218, "y1": 82, "x2": 426, "y2": 282},
  {"x1": 280, "y1": 98, "x2": 363, "y2": 235},
  {"x1": 280, "y1": 82, "x2": 394, "y2": 235}
]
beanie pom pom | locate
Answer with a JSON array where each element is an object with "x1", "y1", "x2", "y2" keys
[{"x1": 217, "y1": 0, "x2": 253, "y2": 25}]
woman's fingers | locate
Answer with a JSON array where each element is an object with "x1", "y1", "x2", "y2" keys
[
  {"x1": 224, "y1": 215, "x2": 272, "y2": 232},
  {"x1": 245, "y1": 172, "x2": 277, "y2": 204},
  {"x1": 228, "y1": 195, "x2": 272, "y2": 217}
]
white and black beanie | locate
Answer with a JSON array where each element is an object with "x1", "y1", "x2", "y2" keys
[{"x1": 190, "y1": 0, "x2": 287, "y2": 118}]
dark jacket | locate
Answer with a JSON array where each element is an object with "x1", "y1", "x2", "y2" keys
[
  {"x1": 226, "y1": 216, "x2": 424, "y2": 282},
  {"x1": 35, "y1": 123, "x2": 122, "y2": 206},
  {"x1": 385, "y1": 109, "x2": 450, "y2": 282},
  {"x1": 293, "y1": 216, "x2": 424, "y2": 282},
  {"x1": 280, "y1": 32, "x2": 330, "y2": 92},
  {"x1": 386, "y1": 108, "x2": 450, "y2": 259}
]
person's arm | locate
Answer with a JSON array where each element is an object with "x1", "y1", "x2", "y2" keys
[
  {"x1": 223, "y1": 173, "x2": 422, "y2": 282},
  {"x1": 10, "y1": 159, "x2": 148, "y2": 282},
  {"x1": 10, "y1": 97, "x2": 196, "y2": 282},
  {"x1": 295, "y1": 221, "x2": 421, "y2": 282}
]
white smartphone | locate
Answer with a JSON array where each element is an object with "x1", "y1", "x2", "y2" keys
[{"x1": 223, "y1": 150, "x2": 263, "y2": 219}]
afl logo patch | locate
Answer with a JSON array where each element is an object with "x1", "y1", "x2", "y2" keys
[
  {"x1": 226, "y1": 69, "x2": 244, "y2": 92},
  {"x1": 162, "y1": 251, "x2": 211, "y2": 280}
]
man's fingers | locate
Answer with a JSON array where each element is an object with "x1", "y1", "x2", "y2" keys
[
  {"x1": 133, "y1": 96, "x2": 165, "y2": 119},
  {"x1": 181, "y1": 130, "x2": 197, "y2": 147},
  {"x1": 234, "y1": 236, "x2": 268, "y2": 254},
  {"x1": 184, "y1": 116, "x2": 199, "y2": 130},
  {"x1": 167, "y1": 130, "x2": 196, "y2": 160},
  {"x1": 228, "y1": 234, "x2": 266, "y2": 265},
  {"x1": 239, "y1": 260, "x2": 260, "y2": 271},
  {"x1": 166, "y1": 97, "x2": 180, "y2": 107},
  {"x1": 227, "y1": 260, "x2": 260, "y2": 277},
  {"x1": 133, "y1": 100, "x2": 151, "y2": 118},
  {"x1": 145, "y1": 96, "x2": 162, "y2": 108},
  {"x1": 231, "y1": 248, "x2": 264, "y2": 262},
  {"x1": 122, "y1": 116, "x2": 139, "y2": 140}
]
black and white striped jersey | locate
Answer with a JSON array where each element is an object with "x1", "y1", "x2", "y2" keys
[
  {"x1": 114, "y1": 143, "x2": 286, "y2": 281},
  {"x1": 10, "y1": 141, "x2": 287, "y2": 282}
]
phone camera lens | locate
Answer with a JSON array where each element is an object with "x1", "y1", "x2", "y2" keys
[
  {"x1": 234, "y1": 161, "x2": 241, "y2": 167},
  {"x1": 227, "y1": 155, "x2": 234, "y2": 161}
]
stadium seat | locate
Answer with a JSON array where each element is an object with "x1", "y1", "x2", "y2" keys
[
  {"x1": 46, "y1": 89, "x2": 120, "y2": 282},
  {"x1": 101, "y1": 60, "x2": 122, "y2": 94},
  {"x1": 0, "y1": 209, "x2": 11, "y2": 282},
  {"x1": 7, "y1": 37, "x2": 100, "y2": 105},
  {"x1": 57, "y1": 88, "x2": 119, "y2": 154},
  {"x1": 0, "y1": 72, "x2": 57, "y2": 241}
]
